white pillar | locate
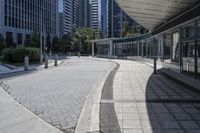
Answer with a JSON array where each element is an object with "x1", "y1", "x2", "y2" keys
[
  {"x1": 110, "y1": 40, "x2": 113, "y2": 56},
  {"x1": 137, "y1": 42, "x2": 140, "y2": 56},
  {"x1": 92, "y1": 42, "x2": 95, "y2": 57}
]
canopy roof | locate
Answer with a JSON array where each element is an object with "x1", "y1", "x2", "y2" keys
[{"x1": 115, "y1": 0, "x2": 198, "y2": 30}]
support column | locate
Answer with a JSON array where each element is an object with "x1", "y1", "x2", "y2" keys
[
  {"x1": 141, "y1": 43, "x2": 144, "y2": 57},
  {"x1": 194, "y1": 22, "x2": 198, "y2": 79},
  {"x1": 92, "y1": 42, "x2": 95, "y2": 57},
  {"x1": 137, "y1": 42, "x2": 140, "y2": 56},
  {"x1": 110, "y1": 40, "x2": 113, "y2": 57}
]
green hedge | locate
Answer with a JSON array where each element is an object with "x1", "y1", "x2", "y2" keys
[{"x1": 1, "y1": 47, "x2": 40, "y2": 63}]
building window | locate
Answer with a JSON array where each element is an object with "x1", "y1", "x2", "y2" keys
[
  {"x1": 164, "y1": 33, "x2": 171, "y2": 62},
  {"x1": 182, "y1": 42, "x2": 195, "y2": 73},
  {"x1": 17, "y1": 33, "x2": 22, "y2": 45},
  {"x1": 172, "y1": 32, "x2": 179, "y2": 62},
  {"x1": 182, "y1": 24, "x2": 195, "y2": 39}
]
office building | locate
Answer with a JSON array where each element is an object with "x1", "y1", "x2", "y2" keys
[
  {"x1": 63, "y1": 0, "x2": 79, "y2": 34},
  {"x1": 78, "y1": 0, "x2": 91, "y2": 28},
  {"x1": 107, "y1": 0, "x2": 143, "y2": 38},
  {"x1": 0, "y1": 0, "x2": 58, "y2": 46}
]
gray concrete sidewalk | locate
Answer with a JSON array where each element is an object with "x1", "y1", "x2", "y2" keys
[
  {"x1": 0, "y1": 86, "x2": 63, "y2": 133},
  {"x1": 100, "y1": 59, "x2": 200, "y2": 133}
]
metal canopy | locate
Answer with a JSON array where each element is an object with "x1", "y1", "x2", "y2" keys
[{"x1": 115, "y1": 0, "x2": 198, "y2": 30}]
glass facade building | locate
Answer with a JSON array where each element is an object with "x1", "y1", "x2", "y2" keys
[
  {"x1": 0, "y1": 0, "x2": 58, "y2": 45},
  {"x1": 93, "y1": 4, "x2": 200, "y2": 78},
  {"x1": 63, "y1": 0, "x2": 79, "y2": 34},
  {"x1": 107, "y1": 0, "x2": 143, "y2": 38}
]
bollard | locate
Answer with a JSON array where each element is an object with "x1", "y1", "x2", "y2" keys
[
  {"x1": 154, "y1": 58, "x2": 157, "y2": 74},
  {"x1": 55, "y1": 55, "x2": 58, "y2": 66},
  {"x1": 78, "y1": 52, "x2": 80, "y2": 58},
  {"x1": 24, "y1": 56, "x2": 29, "y2": 71},
  {"x1": 45, "y1": 55, "x2": 49, "y2": 69}
]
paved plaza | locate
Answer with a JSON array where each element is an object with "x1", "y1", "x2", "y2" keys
[
  {"x1": 100, "y1": 60, "x2": 200, "y2": 133},
  {"x1": 1, "y1": 58, "x2": 200, "y2": 133},
  {"x1": 0, "y1": 57, "x2": 115, "y2": 132}
]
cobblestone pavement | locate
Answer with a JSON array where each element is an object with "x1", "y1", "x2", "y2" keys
[
  {"x1": 100, "y1": 59, "x2": 200, "y2": 133},
  {"x1": 0, "y1": 57, "x2": 114, "y2": 133}
]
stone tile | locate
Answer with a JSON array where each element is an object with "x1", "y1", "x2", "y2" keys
[
  {"x1": 160, "y1": 121, "x2": 181, "y2": 129},
  {"x1": 179, "y1": 121, "x2": 199, "y2": 129},
  {"x1": 123, "y1": 120, "x2": 142, "y2": 129}
]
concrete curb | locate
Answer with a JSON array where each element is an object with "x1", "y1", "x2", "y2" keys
[{"x1": 75, "y1": 60, "x2": 116, "y2": 133}]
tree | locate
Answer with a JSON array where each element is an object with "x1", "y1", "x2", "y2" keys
[
  {"x1": 24, "y1": 35, "x2": 31, "y2": 47},
  {"x1": 73, "y1": 27, "x2": 96, "y2": 54},
  {"x1": 121, "y1": 21, "x2": 136, "y2": 37},
  {"x1": 52, "y1": 36, "x2": 59, "y2": 52},
  {"x1": 46, "y1": 33, "x2": 51, "y2": 53},
  {"x1": 0, "y1": 34, "x2": 4, "y2": 52},
  {"x1": 6, "y1": 33, "x2": 15, "y2": 48},
  {"x1": 30, "y1": 31, "x2": 40, "y2": 48}
]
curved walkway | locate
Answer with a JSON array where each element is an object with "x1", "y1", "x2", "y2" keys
[
  {"x1": 100, "y1": 59, "x2": 200, "y2": 133},
  {"x1": 0, "y1": 57, "x2": 115, "y2": 133}
]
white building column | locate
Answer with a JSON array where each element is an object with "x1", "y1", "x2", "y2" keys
[
  {"x1": 137, "y1": 42, "x2": 140, "y2": 56},
  {"x1": 109, "y1": 40, "x2": 113, "y2": 56},
  {"x1": 92, "y1": 42, "x2": 95, "y2": 57}
]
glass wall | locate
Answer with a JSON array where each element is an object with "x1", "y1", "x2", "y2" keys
[
  {"x1": 164, "y1": 34, "x2": 171, "y2": 63},
  {"x1": 172, "y1": 32, "x2": 180, "y2": 62},
  {"x1": 182, "y1": 41, "x2": 195, "y2": 73}
]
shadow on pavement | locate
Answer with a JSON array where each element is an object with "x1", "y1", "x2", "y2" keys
[{"x1": 145, "y1": 73, "x2": 200, "y2": 133}]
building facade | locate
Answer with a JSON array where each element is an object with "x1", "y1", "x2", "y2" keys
[
  {"x1": 78, "y1": 0, "x2": 91, "y2": 28},
  {"x1": 0, "y1": 0, "x2": 58, "y2": 46},
  {"x1": 93, "y1": 2, "x2": 200, "y2": 79},
  {"x1": 107, "y1": 0, "x2": 143, "y2": 38},
  {"x1": 91, "y1": 0, "x2": 100, "y2": 34},
  {"x1": 63, "y1": 0, "x2": 79, "y2": 34}
]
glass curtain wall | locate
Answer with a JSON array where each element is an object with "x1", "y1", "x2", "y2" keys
[
  {"x1": 164, "y1": 34, "x2": 171, "y2": 63},
  {"x1": 182, "y1": 23, "x2": 195, "y2": 74}
]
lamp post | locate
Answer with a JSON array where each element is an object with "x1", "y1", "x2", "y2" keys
[{"x1": 40, "y1": 9, "x2": 43, "y2": 64}]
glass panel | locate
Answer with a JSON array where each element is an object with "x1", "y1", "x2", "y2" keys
[
  {"x1": 172, "y1": 32, "x2": 179, "y2": 62},
  {"x1": 182, "y1": 24, "x2": 195, "y2": 38},
  {"x1": 182, "y1": 42, "x2": 195, "y2": 73},
  {"x1": 164, "y1": 33, "x2": 171, "y2": 63}
]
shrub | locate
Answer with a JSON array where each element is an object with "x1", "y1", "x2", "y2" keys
[
  {"x1": 1, "y1": 48, "x2": 14, "y2": 62},
  {"x1": 1, "y1": 47, "x2": 40, "y2": 63}
]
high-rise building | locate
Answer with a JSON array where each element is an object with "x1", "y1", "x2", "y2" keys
[
  {"x1": 91, "y1": 0, "x2": 108, "y2": 37},
  {"x1": 91, "y1": 0, "x2": 100, "y2": 34},
  {"x1": 58, "y1": 0, "x2": 64, "y2": 37},
  {"x1": 107, "y1": 0, "x2": 142, "y2": 38},
  {"x1": 0, "y1": 0, "x2": 58, "y2": 45},
  {"x1": 63, "y1": 0, "x2": 79, "y2": 35},
  {"x1": 78, "y1": 0, "x2": 91, "y2": 28}
]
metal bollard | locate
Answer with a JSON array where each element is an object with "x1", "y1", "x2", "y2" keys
[
  {"x1": 45, "y1": 55, "x2": 49, "y2": 69},
  {"x1": 154, "y1": 58, "x2": 157, "y2": 74},
  {"x1": 55, "y1": 55, "x2": 58, "y2": 66},
  {"x1": 24, "y1": 56, "x2": 29, "y2": 71}
]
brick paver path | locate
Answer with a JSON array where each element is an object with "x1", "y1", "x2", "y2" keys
[{"x1": 0, "y1": 58, "x2": 114, "y2": 133}]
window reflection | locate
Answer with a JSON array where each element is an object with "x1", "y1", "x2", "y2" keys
[
  {"x1": 172, "y1": 32, "x2": 179, "y2": 62},
  {"x1": 182, "y1": 42, "x2": 195, "y2": 73},
  {"x1": 164, "y1": 34, "x2": 171, "y2": 63}
]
